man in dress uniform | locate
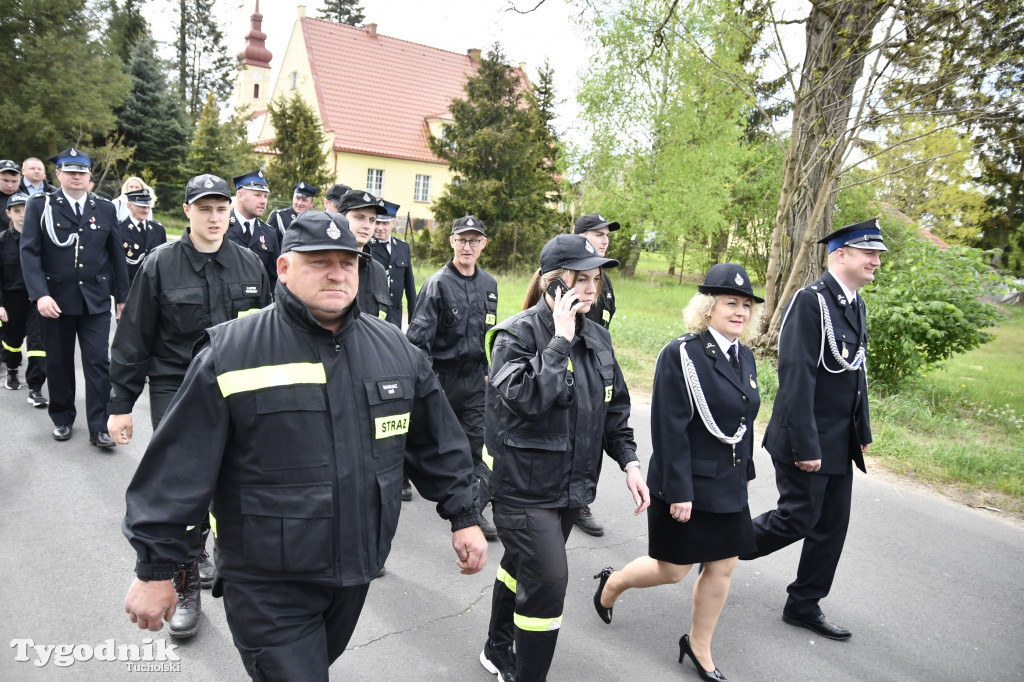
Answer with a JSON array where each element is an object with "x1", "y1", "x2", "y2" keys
[
  {"x1": 20, "y1": 148, "x2": 129, "y2": 446},
  {"x1": 267, "y1": 181, "x2": 319, "y2": 242},
  {"x1": 366, "y1": 200, "x2": 416, "y2": 327},
  {"x1": 571, "y1": 212, "x2": 621, "y2": 537},
  {"x1": 116, "y1": 188, "x2": 167, "y2": 286},
  {"x1": 1, "y1": 160, "x2": 23, "y2": 232},
  {"x1": 20, "y1": 157, "x2": 57, "y2": 197},
  {"x1": 335, "y1": 189, "x2": 392, "y2": 320},
  {"x1": 322, "y1": 183, "x2": 350, "y2": 213},
  {"x1": 226, "y1": 169, "x2": 280, "y2": 291},
  {"x1": 407, "y1": 215, "x2": 499, "y2": 540},
  {"x1": 741, "y1": 219, "x2": 886, "y2": 641},
  {"x1": 123, "y1": 211, "x2": 488, "y2": 680}
]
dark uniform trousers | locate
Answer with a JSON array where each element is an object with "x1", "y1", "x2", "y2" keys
[
  {"x1": 222, "y1": 579, "x2": 370, "y2": 681},
  {"x1": 437, "y1": 368, "x2": 486, "y2": 465},
  {"x1": 488, "y1": 505, "x2": 580, "y2": 682},
  {"x1": 1, "y1": 292, "x2": 46, "y2": 390},
  {"x1": 740, "y1": 271, "x2": 869, "y2": 619},
  {"x1": 40, "y1": 309, "x2": 110, "y2": 431}
]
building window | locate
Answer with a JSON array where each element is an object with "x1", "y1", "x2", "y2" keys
[
  {"x1": 289, "y1": 71, "x2": 298, "y2": 89},
  {"x1": 253, "y1": 84, "x2": 260, "y2": 99},
  {"x1": 366, "y1": 169, "x2": 384, "y2": 195},
  {"x1": 414, "y1": 174, "x2": 431, "y2": 202}
]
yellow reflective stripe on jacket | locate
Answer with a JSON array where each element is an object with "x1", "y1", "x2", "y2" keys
[
  {"x1": 217, "y1": 362, "x2": 327, "y2": 398},
  {"x1": 236, "y1": 308, "x2": 261, "y2": 318},
  {"x1": 2, "y1": 341, "x2": 24, "y2": 353},
  {"x1": 378, "y1": 310, "x2": 388, "y2": 320},
  {"x1": 27, "y1": 350, "x2": 46, "y2": 358},
  {"x1": 514, "y1": 613, "x2": 561, "y2": 631},
  {"x1": 374, "y1": 412, "x2": 410, "y2": 439},
  {"x1": 496, "y1": 566, "x2": 517, "y2": 593},
  {"x1": 209, "y1": 512, "x2": 218, "y2": 539},
  {"x1": 482, "y1": 444, "x2": 494, "y2": 471},
  {"x1": 485, "y1": 313, "x2": 496, "y2": 325}
]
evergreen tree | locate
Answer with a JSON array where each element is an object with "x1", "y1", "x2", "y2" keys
[
  {"x1": 266, "y1": 92, "x2": 333, "y2": 205},
  {"x1": 319, "y1": 0, "x2": 365, "y2": 26},
  {"x1": 0, "y1": 0, "x2": 131, "y2": 159},
  {"x1": 429, "y1": 44, "x2": 562, "y2": 271},
  {"x1": 175, "y1": 0, "x2": 235, "y2": 120},
  {"x1": 116, "y1": 38, "x2": 191, "y2": 195},
  {"x1": 106, "y1": 0, "x2": 149, "y2": 64},
  {"x1": 185, "y1": 94, "x2": 259, "y2": 183}
]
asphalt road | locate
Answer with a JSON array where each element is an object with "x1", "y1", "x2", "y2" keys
[{"x1": 1, "y1": 355, "x2": 1022, "y2": 681}]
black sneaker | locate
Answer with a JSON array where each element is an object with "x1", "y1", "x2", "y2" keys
[
  {"x1": 574, "y1": 505, "x2": 605, "y2": 536},
  {"x1": 480, "y1": 639, "x2": 517, "y2": 682},
  {"x1": 27, "y1": 390, "x2": 47, "y2": 407},
  {"x1": 5, "y1": 370, "x2": 20, "y2": 390}
]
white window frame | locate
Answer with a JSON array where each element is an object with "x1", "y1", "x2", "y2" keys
[
  {"x1": 414, "y1": 174, "x2": 431, "y2": 203},
  {"x1": 288, "y1": 71, "x2": 298, "y2": 90},
  {"x1": 366, "y1": 169, "x2": 384, "y2": 195}
]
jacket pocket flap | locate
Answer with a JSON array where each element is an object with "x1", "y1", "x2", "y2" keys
[
  {"x1": 241, "y1": 484, "x2": 333, "y2": 517},
  {"x1": 597, "y1": 350, "x2": 615, "y2": 366},
  {"x1": 161, "y1": 286, "x2": 205, "y2": 304},
  {"x1": 691, "y1": 459, "x2": 718, "y2": 477},
  {"x1": 504, "y1": 429, "x2": 568, "y2": 452},
  {"x1": 255, "y1": 386, "x2": 326, "y2": 414}
]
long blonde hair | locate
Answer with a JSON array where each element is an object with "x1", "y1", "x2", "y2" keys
[{"x1": 682, "y1": 293, "x2": 763, "y2": 344}]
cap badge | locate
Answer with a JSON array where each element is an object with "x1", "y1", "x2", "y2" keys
[
  {"x1": 70, "y1": 149, "x2": 78, "y2": 157},
  {"x1": 467, "y1": 218, "x2": 474, "y2": 226},
  {"x1": 362, "y1": 193, "x2": 370, "y2": 201},
  {"x1": 597, "y1": 214, "x2": 604, "y2": 220},
  {"x1": 734, "y1": 273, "x2": 744, "y2": 286},
  {"x1": 585, "y1": 240, "x2": 595, "y2": 254},
  {"x1": 257, "y1": 170, "x2": 264, "y2": 178},
  {"x1": 378, "y1": 200, "x2": 384, "y2": 207},
  {"x1": 203, "y1": 177, "x2": 213, "y2": 188},
  {"x1": 326, "y1": 225, "x2": 341, "y2": 239}
]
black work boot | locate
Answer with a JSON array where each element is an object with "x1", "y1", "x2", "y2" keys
[
  {"x1": 197, "y1": 529, "x2": 217, "y2": 588},
  {"x1": 169, "y1": 561, "x2": 201, "y2": 638},
  {"x1": 5, "y1": 369, "x2": 20, "y2": 390},
  {"x1": 574, "y1": 505, "x2": 605, "y2": 536}
]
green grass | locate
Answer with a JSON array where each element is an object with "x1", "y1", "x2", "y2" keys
[{"x1": 152, "y1": 211, "x2": 188, "y2": 237}]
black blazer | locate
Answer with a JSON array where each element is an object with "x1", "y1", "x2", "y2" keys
[
  {"x1": 763, "y1": 271, "x2": 871, "y2": 475},
  {"x1": 226, "y1": 211, "x2": 280, "y2": 291},
  {"x1": 117, "y1": 217, "x2": 167, "y2": 285},
  {"x1": 20, "y1": 190, "x2": 130, "y2": 315},
  {"x1": 647, "y1": 331, "x2": 760, "y2": 513},
  {"x1": 367, "y1": 236, "x2": 416, "y2": 324}
]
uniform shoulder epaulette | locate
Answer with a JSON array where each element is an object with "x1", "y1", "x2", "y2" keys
[
  {"x1": 680, "y1": 332, "x2": 697, "y2": 342},
  {"x1": 28, "y1": 192, "x2": 47, "y2": 202},
  {"x1": 802, "y1": 281, "x2": 820, "y2": 293},
  {"x1": 90, "y1": 193, "x2": 112, "y2": 204}
]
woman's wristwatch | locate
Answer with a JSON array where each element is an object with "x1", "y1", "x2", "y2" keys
[{"x1": 624, "y1": 461, "x2": 641, "y2": 472}]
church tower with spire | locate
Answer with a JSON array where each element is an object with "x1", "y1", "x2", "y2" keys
[{"x1": 233, "y1": 0, "x2": 273, "y2": 116}]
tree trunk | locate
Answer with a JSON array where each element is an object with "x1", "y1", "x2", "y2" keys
[
  {"x1": 760, "y1": 0, "x2": 890, "y2": 339},
  {"x1": 178, "y1": 0, "x2": 187, "y2": 101}
]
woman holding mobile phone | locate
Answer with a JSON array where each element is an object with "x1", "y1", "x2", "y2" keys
[{"x1": 477, "y1": 233, "x2": 650, "y2": 682}]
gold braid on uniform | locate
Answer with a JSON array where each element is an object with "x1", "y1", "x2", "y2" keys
[
  {"x1": 678, "y1": 342, "x2": 747, "y2": 446},
  {"x1": 816, "y1": 293, "x2": 865, "y2": 372}
]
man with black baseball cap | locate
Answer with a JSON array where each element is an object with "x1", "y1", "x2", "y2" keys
[
  {"x1": 570, "y1": 212, "x2": 622, "y2": 537},
  {"x1": 124, "y1": 209, "x2": 488, "y2": 680},
  {"x1": 227, "y1": 169, "x2": 280, "y2": 291},
  {"x1": 741, "y1": 218, "x2": 887, "y2": 642},
  {"x1": 0, "y1": 160, "x2": 23, "y2": 232},
  {"x1": 322, "y1": 183, "x2": 351, "y2": 213},
  {"x1": 408, "y1": 214, "x2": 499, "y2": 533},
  {"x1": 20, "y1": 147, "x2": 129, "y2": 447},
  {"x1": 267, "y1": 180, "x2": 320, "y2": 241},
  {"x1": 335, "y1": 189, "x2": 392, "y2": 320}
]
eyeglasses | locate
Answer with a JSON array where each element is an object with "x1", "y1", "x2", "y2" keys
[{"x1": 453, "y1": 238, "x2": 484, "y2": 247}]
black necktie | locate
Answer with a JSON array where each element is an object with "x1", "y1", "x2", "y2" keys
[
  {"x1": 243, "y1": 221, "x2": 252, "y2": 245},
  {"x1": 74, "y1": 202, "x2": 82, "y2": 220},
  {"x1": 728, "y1": 345, "x2": 741, "y2": 378}
]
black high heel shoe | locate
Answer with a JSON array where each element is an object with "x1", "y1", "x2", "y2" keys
[
  {"x1": 678, "y1": 634, "x2": 728, "y2": 681},
  {"x1": 593, "y1": 567, "x2": 615, "y2": 624}
]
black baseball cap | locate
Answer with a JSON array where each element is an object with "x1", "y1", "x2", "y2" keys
[
  {"x1": 281, "y1": 211, "x2": 370, "y2": 258},
  {"x1": 539, "y1": 234, "x2": 618, "y2": 274},
  {"x1": 698, "y1": 263, "x2": 764, "y2": 303},
  {"x1": 325, "y1": 183, "x2": 351, "y2": 203},
  {"x1": 573, "y1": 213, "x2": 620, "y2": 234},
  {"x1": 337, "y1": 190, "x2": 387, "y2": 215},
  {"x1": 5, "y1": 192, "x2": 29, "y2": 207},
  {"x1": 451, "y1": 215, "x2": 486, "y2": 236},
  {"x1": 184, "y1": 174, "x2": 232, "y2": 204},
  {"x1": 0, "y1": 160, "x2": 21, "y2": 175},
  {"x1": 819, "y1": 218, "x2": 888, "y2": 253}
]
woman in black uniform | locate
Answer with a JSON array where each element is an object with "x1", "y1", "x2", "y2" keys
[
  {"x1": 479, "y1": 234, "x2": 650, "y2": 682},
  {"x1": 593, "y1": 263, "x2": 762, "y2": 682}
]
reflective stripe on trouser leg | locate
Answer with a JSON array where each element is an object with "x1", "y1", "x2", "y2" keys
[
  {"x1": 513, "y1": 612, "x2": 562, "y2": 631},
  {"x1": 488, "y1": 563, "x2": 517, "y2": 649}
]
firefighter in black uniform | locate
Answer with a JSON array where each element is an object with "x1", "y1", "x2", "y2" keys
[
  {"x1": 123, "y1": 211, "x2": 488, "y2": 681},
  {"x1": 366, "y1": 199, "x2": 416, "y2": 326},
  {"x1": 571, "y1": 212, "x2": 621, "y2": 537},
  {"x1": 741, "y1": 220, "x2": 886, "y2": 642},
  {"x1": 267, "y1": 180, "x2": 318, "y2": 242},
  {"x1": 1, "y1": 192, "x2": 47, "y2": 405},
  {"x1": 116, "y1": 188, "x2": 167, "y2": 286},
  {"x1": 109, "y1": 175, "x2": 271, "y2": 638},
  {"x1": 226, "y1": 169, "x2": 280, "y2": 291},
  {"x1": 20, "y1": 148, "x2": 129, "y2": 446},
  {"x1": 0, "y1": 159, "x2": 22, "y2": 232},
  {"x1": 322, "y1": 183, "x2": 350, "y2": 213},
  {"x1": 408, "y1": 215, "x2": 498, "y2": 536},
  {"x1": 480, "y1": 234, "x2": 650, "y2": 682},
  {"x1": 335, "y1": 189, "x2": 391, "y2": 320}
]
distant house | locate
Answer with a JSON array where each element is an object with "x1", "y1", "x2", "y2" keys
[{"x1": 232, "y1": 3, "x2": 493, "y2": 230}]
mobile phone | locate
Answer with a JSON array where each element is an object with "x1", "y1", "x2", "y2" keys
[{"x1": 545, "y1": 277, "x2": 572, "y2": 301}]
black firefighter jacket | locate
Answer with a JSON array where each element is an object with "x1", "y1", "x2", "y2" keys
[
  {"x1": 646, "y1": 331, "x2": 760, "y2": 512},
  {"x1": 763, "y1": 270, "x2": 872, "y2": 475},
  {"x1": 124, "y1": 282, "x2": 480, "y2": 585},
  {"x1": 108, "y1": 231, "x2": 271, "y2": 414},
  {"x1": 485, "y1": 300, "x2": 638, "y2": 509}
]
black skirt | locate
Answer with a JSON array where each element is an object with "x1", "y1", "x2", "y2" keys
[{"x1": 647, "y1": 496, "x2": 756, "y2": 566}]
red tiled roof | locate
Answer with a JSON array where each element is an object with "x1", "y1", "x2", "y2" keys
[{"x1": 301, "y1": 19, "x2": 478, "y2": 164}]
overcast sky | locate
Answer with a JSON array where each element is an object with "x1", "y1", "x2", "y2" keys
[{"x1": 144, "y1": 0, "x2": 597, "y2": 139}]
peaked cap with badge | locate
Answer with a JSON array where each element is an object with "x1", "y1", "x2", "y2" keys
[
  {"x1": 293, "y1": 181, "x2": 319, "y2": 198},
  {"x1": 539, "y1": 233, "x2": 618, "y2": 274},
  {"x1": 698, "y1": 263, "x2": 764, "y2": 303},
  {"x1": 232, "y1": 169, "x2": 270, "y2": 193},
  {"x1": 48, "y1": 148, "x2": 92, "y2": 173},
  {"x1": 573, "y1": 213, "x2": 620, "y2": 234},
  {"x1": 336, "y1": 189, "x2": 386, "y2": 215},
  {"x1": 819, "y1": 218, "x2": 888, "y2": 253},
  {"x1": 281, "y1": 211, "x2": 368, "y2": 258},
  {"x1": 451, "y1": 215, "x2": 486, "y2": 236}
]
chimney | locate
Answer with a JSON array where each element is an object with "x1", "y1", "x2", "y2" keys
[
  {"x1": 297, "y1": 5, "x2": 306, "y2": 18},
  {"x1": 366, "y1": 22, "x2": 377, "y2": 38},
  {"x1": 468, "y1": 48, "x2": 481, "y2": 63}
]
